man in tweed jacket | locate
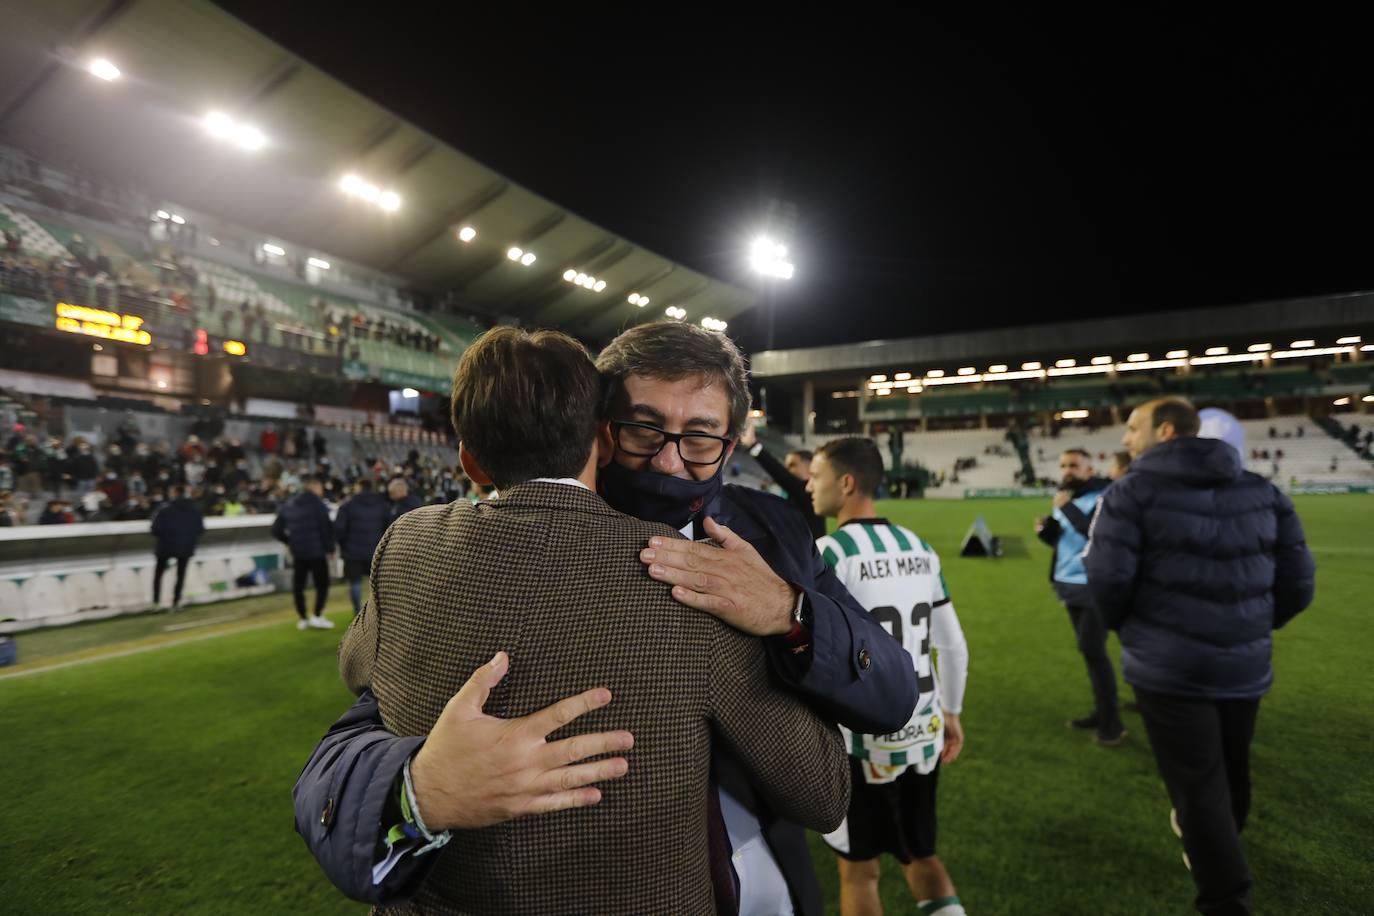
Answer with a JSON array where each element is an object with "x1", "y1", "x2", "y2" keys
[{"x1": 339, "y1": 327, "x2": 849, "y2": 915}]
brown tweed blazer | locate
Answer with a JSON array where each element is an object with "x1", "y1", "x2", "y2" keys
[{"x1": 339, "y1": 481, "x2": 849, "y2": 916}]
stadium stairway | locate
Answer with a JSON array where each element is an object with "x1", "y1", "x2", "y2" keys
[{"x1": 0, "y1": 203, "x2": 70, "y2": 261}]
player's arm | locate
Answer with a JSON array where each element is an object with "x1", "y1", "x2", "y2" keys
[
  {"x1": 708, "y1": 622, "x2": 851, "y2": 832},
  {"x1": 930, "y1": 599, "x2": 969, "y2": 764},
  {"x1": 1082, "y1": 481, "x2": 1143, "y2": 631}
]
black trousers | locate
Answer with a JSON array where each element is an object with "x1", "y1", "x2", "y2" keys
[
  {"x1": 1066, "y1": 604, "x2": 1120, "y2": 730},
  {"x1": 153, "y1": 555, "x2": 190, "y2": 606},
  {"x1": 293, "y1": 556, "x2": 330, "y2": 619},
  {"x1": 1134, "y1": 687, "x2": 1260, "y2": 916}
]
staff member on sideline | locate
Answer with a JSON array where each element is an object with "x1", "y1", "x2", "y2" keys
[
  {"x1": 333, "y1": 478, "x2": 390, "y2": 615},
  {"x1": 272, "y1": 475, "x2": 337, "y2": 630},
  {"x1": 739, "y1": 420, "x2": 826, "y2": 538},
  {"x1": 1035, "y1": 448, "x2": 1122, "y2": 746},
  {"x1": 1085, "y1": 397, "x2": 1315, "y2": 916},
  {"x1": 150, "y1": 485, "x2": 204, "y2": 611}
]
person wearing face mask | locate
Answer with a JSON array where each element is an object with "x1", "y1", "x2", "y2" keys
[{"x1": 294, "y1": 321, "x2": 918, "y2": 914}]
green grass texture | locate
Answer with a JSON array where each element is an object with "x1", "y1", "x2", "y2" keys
[{"x1": 1, "y1": 496, "x2": 1370, "y2": 914}]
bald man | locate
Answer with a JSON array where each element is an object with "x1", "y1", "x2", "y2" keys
[{"x1": 1085, "y1": 398, "x2": 1314, "y2": 916}]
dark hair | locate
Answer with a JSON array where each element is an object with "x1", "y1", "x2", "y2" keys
[
  {"x1": 356, "y1": 478, "x2": 373, "y2": 492},
  {"x1": 1061, "y1": 448, "x2": 1091, "y2": 460},
  {"x1": 815, "y1": 437, "x2": 884, "y2": 498},
  {"x1": 596, "y1": 321, "x2": 751, "y2": 437},
  {"x1": 1112, "y1": 450, "x2": 1132, "y2": 469},
  {"x1": 786, "y1": 449, "x2": 814, "y2": 464},
  {"x1": 1149, "y1": 397, "x2": 1200, "y2": 437},
  {"x1": 451, "y1": 326, "x2": 601, "y2": 489},
  {"x1": 170, "y1": 485, "x2": 185, "y2": 499}
]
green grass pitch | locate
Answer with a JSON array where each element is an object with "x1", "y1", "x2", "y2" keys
[{"x1": 2, "y1": 496, "x2": 1371, "y2": 914}]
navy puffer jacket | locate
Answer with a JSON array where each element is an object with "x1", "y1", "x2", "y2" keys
[
  {"x1": 272, "y1": 490, "x2": 336, "y2": 560},
  {"x1": 334, "y1": 491, "x2": 390, "y2": 563},
  {"x1": 1084, "y1": 436, "x2": 1315, "y2": 700}
]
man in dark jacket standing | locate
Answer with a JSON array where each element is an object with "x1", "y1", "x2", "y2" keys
[
  {"x1": 739, "y1": 420, "x2": 826, "y2": 538},
  {"x1": 333, "y1": 478, "x2": 389, "y2": 615},
  {"x1": 150, "y1": 486, "x2": 204, "y2": 610},
  {"x1": 1035, "y1": 448, "x2": 1122, "y2": 745},
  {"x1": 272, "y1": 476, "x2": 337, "y2": 630},
  {"x1": 1084, "y1": 398, "x2": 1315, "y2": 916},
  {"x1": 386, "y1": 477, "x2": 422, "y2": 523}
]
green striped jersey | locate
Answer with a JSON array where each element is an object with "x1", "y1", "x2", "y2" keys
[{"x1": 818, "y1": 519, "x2": 951, "y2": 774}]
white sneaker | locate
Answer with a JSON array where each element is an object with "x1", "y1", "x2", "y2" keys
[
  {"x1": 296, "y1": 619, "x2": 310, "y2": 630},
  {"x1": 1170, "y1": 808, "x2": 1183, "y2": 839},
  {"x1": 309, "y1": 616, "x2": 336, "y2": 629}
]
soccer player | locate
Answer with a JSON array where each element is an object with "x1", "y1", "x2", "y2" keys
[{"x1": 808, "y1": 437, "x2": 970, "y2": 916}]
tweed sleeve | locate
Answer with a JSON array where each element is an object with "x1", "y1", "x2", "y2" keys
[
  {"x1": 707, "y1": 624, "x2": 850, "y2": 832},
  {"x1": 339, "y1": 521, "x2": 398, "y2": 694}
]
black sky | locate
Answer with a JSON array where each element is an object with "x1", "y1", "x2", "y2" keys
[{"x1": 214, "y1": 5, "x2": 1373, "y2": 354}]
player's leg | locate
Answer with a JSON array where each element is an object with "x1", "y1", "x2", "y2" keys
[
  {"x1": 897, "y1": 765, "x2": 965, "y2": 915},
  {"x1": 836, "y1": 856, "x2": 884, "y2": 916},
  {"x1": 153, "y1": 554, "x2": 168, "y2": 606},
  {"x1": 311, "y1": 557, "x2": 330, "y2": 616},
  {"x1": 1134, "y1": 688, "x2": 1251, "y2": 915},
  {"x1": 291, "y1": 558, "x2": 309, "y2": 621},
  {"x1": 172, "y1": 556, "x2": 189, "y2": 608},
  {"x1": 1069, "y1": 603, "x2": 1123, "y2": 742}
]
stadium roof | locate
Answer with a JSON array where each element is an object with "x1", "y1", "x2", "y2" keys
[
  {"x1": 752, "y1": 291, "x2": 1374, "y2": 382},
  {"x1": 0, "y1": 0, "x2": 755, "y2": 337}
]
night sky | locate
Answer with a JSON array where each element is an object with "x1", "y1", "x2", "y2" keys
[{"x1": 215, "y1": 5, "x2": 1372, "y2": 354}]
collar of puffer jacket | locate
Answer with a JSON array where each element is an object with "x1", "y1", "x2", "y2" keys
[{"x1": 1132, "y1": 436, "x2": 1242, "y2": 486}]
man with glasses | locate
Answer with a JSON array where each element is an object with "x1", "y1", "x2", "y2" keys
[{"x1": 295, "y1": 321, "x2": 917, "y2": 915}]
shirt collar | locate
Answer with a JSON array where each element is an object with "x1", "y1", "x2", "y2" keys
[{"x1": 530, "y1": 477, "x2": 591, "y2": 491}]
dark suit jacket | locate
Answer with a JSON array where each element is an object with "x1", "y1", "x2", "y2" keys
[
  {"x1": 751, "y1": 446, "x2": 827, "y2": 539},
  {"x1": 335, "y1": 482, "x2": 849, "y2": 915},
  {"x1": 295, "y1": 483, "x2": 916, "y2": 912}
]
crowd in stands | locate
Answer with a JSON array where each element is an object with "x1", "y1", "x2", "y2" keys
[{"x1": 0, "y1": 417, "x2": 471, "y2": 529}]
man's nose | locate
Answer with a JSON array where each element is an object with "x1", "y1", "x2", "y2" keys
[{"x1": 651, "y1": 443, "x2": 686, "y2": 476}]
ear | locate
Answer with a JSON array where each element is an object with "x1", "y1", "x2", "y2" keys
[
  {"x1": 458, "y1": 443, "x2": 492, "y2": 486},
  {"x1": 595, "y1": 421, "x2": 615, "y2": 469},
  {"x1": 840, "y1": 472, "x2": 858, "y2": 498},
  {"x1": 1156, "y1": 421, "x2": 1177, "y2": 443}
]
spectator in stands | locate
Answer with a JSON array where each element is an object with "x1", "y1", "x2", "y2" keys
[
  {"x1": 150, "y1": 485, "x2": 204, "y2": 611},
  {"x1": 3, "y1": 228, "x2": 19, "y2": 254},
  {"x1": 39, "y1": 499, "x2": 71, "y2": 524},
  {"x1": 70, "y1": 440, "x2": 99, "y2": 498},
  {"x1": 737, "y1": 420, "x2": 827, "y2": 539},
  {"x1": 312, "y1": 429, "x2": 327, "y2": 461},
  {"x1": 184, "y1": 455, "x2": 206, "y2": 489},
  {"x1": 0, "y1": 458, "x2": 12, "y2": 493},
  {"x1": 98, "y1": 470, "x2": 127, "y2": 508},
  {"x1": 386, "y1": 477, "x2": 422, "y2": 523},
  {"x1": 1085, "y1": 397, "x2": 1315, "y2": 916},
  {"x1": 260, "y1": 425, "x2": 280, "y2": 456},
  {"x1": 1108, "y1": 450, "x2": 1132, "y2": 482},
  {"x1": 333, "y1": 478, "x2": 390, "y2": 616},
  {"x1": 272, "y1": 475, "x2": 337, "y2": 630},
  {"x1": 1035, "y1": 448, "x2": 1123, "y2": 746}
]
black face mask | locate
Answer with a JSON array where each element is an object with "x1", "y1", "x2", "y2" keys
[{"x1": 598, "y1": 458, "x2": 724, "y2": 531}]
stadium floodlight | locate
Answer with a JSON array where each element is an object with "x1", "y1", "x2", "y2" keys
[
  {"x1": 1166, "y1": 349, "x2": 1189, "y2": 359},
  {"x1": 155, "y1": 209, "x2": 170, "y2": 220},
  {"x1": 1128, "y1": 353, "x2": 1149, "y2": 362},
  {"x1": 1205, "y1": 346, "x2": 1229, "y2": 356},
  {"x1": 894, "y1": 372, "x2": 912, "y2": 381},
  {"x1": 988, "y1": 365, "x2": 1008, "y2": 373},
  {"x1": 575, "y1": 272, "x2": 588, "y2": 285},
  {"x1": 1248, "y1": 343, "x2": 1272, "y2": 352},
  {"x1": 261, "y1": 243, "x2": 285, "y2": 257},
  {"x1": 521, "y1": 252, "x2": 537, "y2": 266},
  {"x1": 870, "y1": 374, "x2": 887, "y2": 382},
  {"x1": 1021, "y1": 361, "x2": 1041, "y2": 371},
  {"x1": 88, "y1": 58, "x2": 121, "y2": 81},
  {"x1": 169, "y1": 214, "x2": 186, "y2": 225},
  {"x1": 1061, "y1": 409, "x2": 1090, "y2": 420},
  {"x1": 594, "y1": 280, "x2": 607, "y2": 292},
  {"x1": 1364, "y1": 395, "x2": 1374, "y2": 403},
  {"x1": 749, "y1": 236, "x2": 796, "y2": 279},
  {"x1": 701, "y1": 317, "x2": 729, "y2": 331},
  {"x1": 307, "y1": 257, "x2": 330, "y2": 270},
  {"x1": 204, "y1": 111, "x2": 234, "y2": 138},
  {"x1": 927, "y1": 369, "x2": 945, "y2": 378},
  {"x1": 907, "y1": 384, "x2": 921, "y2": 393},
  {"x1": 234, "y1": 124, "x2": 266, "y2": 152},
  {"x1": 563, "y1": 269, "x2": 577, "y2": 281},
  {"x1": 378, "y1": 191, "x2": 401, "y2": 212},
  {"x1": 958, "y1": 367, "x2": 976, "y2": 375},
  {"x1": 1337, "y1": 335, "x2": 1362, "y2": 345},
  {"x1": 877, "y1": 388, "x2": 892, "y2": 396},
  {"x1": 1290, "y1": 339, "x2": 1315, "y2": 348},
  {"x1": 507, "y1": 247, "x2": 524, "y2": 261},
  {"x1": 457, "y1": 226, "x2": 477, "y2": 242},
  {"x1": 1089, "y1": 356, "x2": 1112, "y2": 365},
  {"x1": 665, "y1": 306, "x2": 686, "y2": 320},
  {"x1": 402, "y1": 388, "x2": 420, "y2": 398},
  {"x1": 1055, "y1": 358, "x2": 1076, "y2": 368},
  {"x1": 1333, "y1": 397, "x2": 1351, "y2": 406}
]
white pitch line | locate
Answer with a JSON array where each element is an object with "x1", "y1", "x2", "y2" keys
[
  {"x1": 0, "y1": 617, "x2": 297, "y2": 681},
  {"x1": 1308, "y1": 545, "x2": 1374, "y2": 555},
  {"x1": 163, "y1": 613, "x2": 250, "y2": 633}
]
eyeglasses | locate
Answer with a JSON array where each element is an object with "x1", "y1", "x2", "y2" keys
[{"x1": 611, "y1": 421, "x2": 732, "y2": 466}]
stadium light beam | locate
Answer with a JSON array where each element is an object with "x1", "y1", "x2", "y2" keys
[
  {"x1": 261, "y1": 243, "x2": 285, "y2": 257},
  {"x1": 1205, "y1": 346, "x2": 1229, "y2": 356},
  {"x1": 88, "y1": 58, "x2": 121, "y2": 81},
  {"x1": 507, "y1": 247, "x2": 524, "y2": 261},
  {"x1": 378, "y1": 191, "x2": 401, "y2": 212},
  {"x1": 1166, "y1": 349, "x2": 1190, "y2": 359},
  {"x1": 307, "y1": 257, "x2": 330, "y2": 270},
  {"x1": 749, "y1": 236, "x2": 796, "y2": 279},
  {"x1": 457, "y1": 226, "x2": 477, "y2": 242},
  {"x1": 1248, "y1": 343, "x2": 1272, "y2": 352},
  {"x1": 1337, "y1": 335, "x2": 1362, "y2": 345},
  {"x1": 1290, "y1": 339, "x2": 1315, "y2": 349},
  {"x1": 1021, "y1": 361, "x2": 1041, "y2": 371},
  {"x1": 520, "y1": 252, "x2": 537, "y2": 266}
]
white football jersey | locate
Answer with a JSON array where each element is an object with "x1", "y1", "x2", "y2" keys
[{"x1": 818, "y1": 519, "x2": 955, "y2": 776}]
